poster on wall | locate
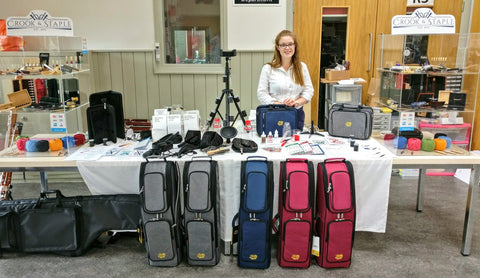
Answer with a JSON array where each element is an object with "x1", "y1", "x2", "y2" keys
[
  {"x1": 391, "y1": 8, "x2": 455, "y2": 35},
  {"x1": 6, "y1": 10, "x2": 74, "y2": 36}
]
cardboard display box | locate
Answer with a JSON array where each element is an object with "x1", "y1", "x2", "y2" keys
[{"x1": 325, "y1": 69, "x2": 350, "y2": 81}]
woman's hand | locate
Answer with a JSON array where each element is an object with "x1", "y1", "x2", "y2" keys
[{"x1": 282, "y1": 98, "x2": 296, "y2": 107}]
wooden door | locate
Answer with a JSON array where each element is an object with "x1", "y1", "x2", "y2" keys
[{"x1": 294, "y1": 0, "x2": 392, "y2": 126}]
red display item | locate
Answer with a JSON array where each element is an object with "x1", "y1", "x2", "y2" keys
[
  {"x1": 49, "y1": 138, "x2": 63, "y2": 151},
  {"x1": 383, "y1": 133, "x2": 395, "y2": 140},
  {"x1": 16, "y1": 138, "x2": 29, "y2": 151},
  {"x1": 434, "y1": 138, "x2": 447, "y2": 151},
  {"x1": 73, "y1": 133, "x2": 86, "y2": 145},
  {"x1": 407, "y1": 138, "x2": 422, "y2": 151}
]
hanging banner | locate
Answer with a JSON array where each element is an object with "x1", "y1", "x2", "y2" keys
[
  {"x1": 6, "y1": 10, "x2": 73, "y2": 37},
  {"x1": 391, "y1": 8, "x2": 455, "y2": 35}
]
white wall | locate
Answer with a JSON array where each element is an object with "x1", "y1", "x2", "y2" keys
[
  {"x1": 0, "y1": 0, "x2": 155, "y2": 50},
  {"x1": 227, "y1": 1, "x2": 287, "y2": 51},
  {"x1": 1, "y1": 0, "x2": 288, "y2": 52}
]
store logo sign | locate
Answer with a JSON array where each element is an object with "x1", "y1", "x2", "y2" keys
[
  {"x1": 391, "y1": 8, "x2": 455, "y2": 35},
  {"x1": 6, "y1": 10, "x2": 73, "y2": 36}
]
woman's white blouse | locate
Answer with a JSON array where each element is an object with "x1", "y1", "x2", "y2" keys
[{"x1": 256, "y1": 62, "x2": 314, "y2": 107}]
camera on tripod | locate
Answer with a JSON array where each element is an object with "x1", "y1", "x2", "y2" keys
[{"x1": 221, "y1": 49, "x2": 236, "y2": 58}]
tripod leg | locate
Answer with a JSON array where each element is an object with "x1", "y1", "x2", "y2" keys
[{"x1": 207, "y1": 91, "x2": 227, "y2": 129}]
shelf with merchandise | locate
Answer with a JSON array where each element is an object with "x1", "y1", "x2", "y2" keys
[
  {"x1": 374, "y1": 33, "x2": 479, "y2": 155},
  {"x1": 0, "y1": 36, "x2": 91, "y2": 157}
]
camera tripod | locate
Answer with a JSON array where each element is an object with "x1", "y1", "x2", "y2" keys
[{"x1": 207, "y1": 49, "x2": 247, "y2": 140}]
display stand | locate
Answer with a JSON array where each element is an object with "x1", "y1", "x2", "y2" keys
[{"x1": 206, "y1": 49, "x2": 247, "y2": 141}]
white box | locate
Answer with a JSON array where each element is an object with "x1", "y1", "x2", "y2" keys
[
  {"x1": 154, "y1": 109, "x2": 169, "y2": 116},
  {"x1": 151, "y1": 115, "x2": 167, "y2": 129},
  {"x1": 183, "y1": 113, "x2": 200, "y2": 135},
  {"x1": 167, "y1": 114, "x2": 182, "y2": 134}
]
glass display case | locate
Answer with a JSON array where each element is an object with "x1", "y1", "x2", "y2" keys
[
  {"x1": 0, "y1": 36, "x2": 90, "y2": 157},
  {"x1": 375, "y1": 33, "x2": 479, "y2": 155}
]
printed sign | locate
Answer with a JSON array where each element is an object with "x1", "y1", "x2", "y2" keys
[
  {"x1": 6, "y1": 10, "x2": 73, "y2": 36},
  {"x1": 50, "y1": 113, "x2": 67, "y2": 132},
  {"x1": 391, "y1": 8, "x2": 455, "y2": 35},
  {"x1": 399, "y1": 112, "x2": 415, "y2": 132},
  {"x1": 407, "y1": 0, "x2": 434, "y2": 7}
]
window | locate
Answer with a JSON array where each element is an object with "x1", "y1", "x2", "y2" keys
[{"x1": 154, "y1": 0, "x2": 225, "y2": 73}]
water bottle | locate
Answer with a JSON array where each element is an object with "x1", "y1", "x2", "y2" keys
[{"x1": 283, "y1": 122, "x2": 291, "y2": 139}]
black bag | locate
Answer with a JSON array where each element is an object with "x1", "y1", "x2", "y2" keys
[
  {"x1": 328, "y1": 104, "x2": 373, "y2": 140},
  {"x1": 182, "y1": 157, "x2": 220, "y2": 266},
  {"x1": 89, "y1": 90, "x2": 125, "y2": 139},
  {"x1": 391, "y1": 127, "x2": 423, "y2": 139},
  {"x1": 0, "y1": 190, "x2": 141, "y2": 256},
  {"x1": 140, "y1": 159, "x2": 182, "y2": 266},
  {"x1": 87, "y1": 103, "x2": 117, "y2": 144},
  {"x1": 231, "y1": 138, "x2": 258, "y2": 154},
  {"x1": 256, "y1": 104, "x2": 298, "y2": 136}
]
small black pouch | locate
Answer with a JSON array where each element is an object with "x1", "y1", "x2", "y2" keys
[
  {"x1": 391, "y1": 127, "x2": 423, "y2": 139},
  {"x1": 179, "y1": 130, "x2": 201, "y2": 148},
  {"x1": 200, "y1": 131, "x2": 224, "y2": 149},
  {"x1": 231, "y1": 138, "x2": 258, "y2": 153}
]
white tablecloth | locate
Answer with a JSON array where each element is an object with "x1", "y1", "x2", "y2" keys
[{"x1": 76, "y1": 135, "x2": 393, "y2": 241}]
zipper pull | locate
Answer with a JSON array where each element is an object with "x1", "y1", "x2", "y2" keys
[
  {"x1": 285, "y1": 179, "x2": 289, "y2": 191},
  {"x1": 242, "y1": 184, "x2": 246, "y2": 193},
  {"x1": 185, "y1": 183, "x2": 189, "y2": 192},
  {"x1": 327, "y1": 182, "x2": 332, "y2": 193}
]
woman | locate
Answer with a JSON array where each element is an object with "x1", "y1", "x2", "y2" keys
[{"x1": 257, "y1": 30, "x2": 314, "y2": 129}]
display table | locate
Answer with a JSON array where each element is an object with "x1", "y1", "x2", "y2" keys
[{"x1": 75, "y1": 136, "x2": 394, "y2": 246}]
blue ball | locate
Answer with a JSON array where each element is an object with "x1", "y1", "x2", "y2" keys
[
  {"x1": 438, "y1": 136, "x2": 452, "y2": 148},
  {"x1": 25, "y1": 140, "x2": 49, "y2": 152},
  {"x1": 61, "y1": 136, "x2": 76, "y2": 148},
  {"x1": 393, "y1": 136, "x2": 408, "y2": 149}
]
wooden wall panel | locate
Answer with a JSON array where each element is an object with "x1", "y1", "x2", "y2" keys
[
  {"x1": 109, "y1": 53, "x2": 124, "y2": 95},
  {"x1": 133, "y1": 52, "x2": 149, "y2": 119},
  {"x1": 121, "y1": 53, "x2": 136, "y2": 118},
  {"x1": 145, "y1": 52, "x2": 160, "y2": 117},
  {"x1": 90, "y1": 50, "x2": 272, "y2": 123}
]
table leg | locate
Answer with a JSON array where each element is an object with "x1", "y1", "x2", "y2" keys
[
  {"x1": 416, "y1": 167, "x2": 426, "y2": 212},
  {"x1": 461, "y1": 165, "x2": 480, "y2": 256},
  {"x1": 40, "y1": 171, "x2": 48, "y2": 193}
]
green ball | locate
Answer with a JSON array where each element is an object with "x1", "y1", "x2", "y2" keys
[{"x1": 421, "y1": 138, "x2": 435, "y2": 152}]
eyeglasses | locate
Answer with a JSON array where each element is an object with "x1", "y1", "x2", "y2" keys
[{"x1": 278, "y1": 43, "x2": 295, "y2": 49}]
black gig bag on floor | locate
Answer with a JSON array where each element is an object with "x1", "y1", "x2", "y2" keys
[
  {"x1": 182, "y1": 157, "x2": 220, "y2": 266},
  {"x1": 316, "y1": 158, "x2": 356, "y2": 268},
  {"x1": 232, "y1": 156, "x2": 274, "y2": 269},
  {"x1": 139, "y1": 158, "x2": 182, "y2": 266},
  {"x1": 328, "y1": 104, "x2": 373, "y2": 140},
  {"x1": 274, "y1": 158, "x2": 315, "y2": 268},
  {"x1": 256, "y1": 104, "x2": 298, "y2": 136},
  {"x1": 0, "y1": 190, "x2": 140, "y2": 257}
]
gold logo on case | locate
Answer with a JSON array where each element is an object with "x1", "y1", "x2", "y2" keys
[
  {"x1": 335, "y1": 254, "x2": 344, "y2": 260},
  {"x1": 345, "y1": 122, "x2": 352, "y2": 127},
  {"x1": 278, "y1": 121, "x2": 284, "y2": 126},
  {"x1": 157, "y1": 253, "x2": 166, "y2": 259},
  {"x1": 291, "y1": 254, "x2": 300, "y2": 260},
  {"x1": 249, "y1": 254, "x2": 258, "y2": 260},
  {"x1": 197, "y1": 253, "x2": 205, "y2": 259}
]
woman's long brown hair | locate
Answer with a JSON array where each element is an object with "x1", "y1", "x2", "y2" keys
[{"x1": 268, "y1": 30, "x2": 305, "y2": 86}]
